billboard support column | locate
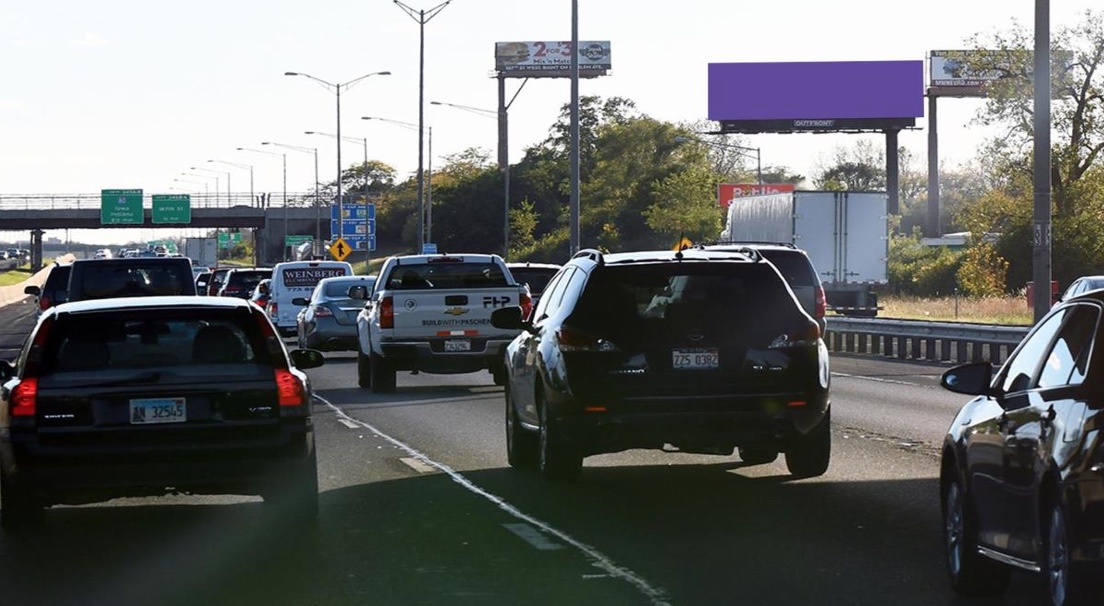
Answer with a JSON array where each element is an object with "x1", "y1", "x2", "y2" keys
[
  {"x1": 1032, "y1": 0, "x2": 1052, "y2": 321},
  {"x1": 926, "y1": 95, "x2": 940, "y2": 238},
  {"x1": 885, "y1": 129, "x2": 900, "y2": 218}
]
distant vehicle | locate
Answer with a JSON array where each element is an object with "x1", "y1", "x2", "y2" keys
[
  {"x1": 295, "y1": 275, "x2": 376, "y2": 351},
  {"x1": 491, "y1": 247, "x2": 830, "y2": 481},
  {"x1": 65, "y1": 257, "x2": 197, "y2": 303},
  {"x1": 938, "y1": 288, "x2": 1104, "y2": 606},
  {"x1": 1058, "y1": 275, "x2": 1104, "y2": 302},
  {"x1": 217, "y1": 268, "x2": 273, "y2": 299},
  {"x1": 268, "y1": 260, "x2": 354, "y2": 337},
  {"x1": 92, "y1": 248, "x2": 113, "y2": 259},
  {"x1": 506, "y1": 262, "x2": 561, "y2": 317},
  {"x1": 184, "y1": 237, "x2": 218, "y2": 269},
  {"x1": 23, "y1": 262, "x2": 72, "y2": 316},
  {"x1": 250, "y1": 278, "x2": 272, "y2": 309},
  {"x1": 206, "y1": 267, "x2": 233, "y2": 297},
  {"x1": 0, "y1": 296, "x2": 325, "y2": 529}
]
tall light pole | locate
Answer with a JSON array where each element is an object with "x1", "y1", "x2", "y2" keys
[
  {"x1": 257, "y1": 143, "x2": 321, "y2": 255},
  {"x1": 394, "y1": 0, "x2": 452, "y2": 252},
  {"x1": 208, "y1": 159, "x2": 254, "y2": 206},
  {"x1": 239, "y1": 146, "x2": 288, "y2": 261},
  {"x1": 173, "y1": 178, "x2": 209, "y2": 204},
  {"x1": 181, "y1": 172, "x2": 219, "y2": 206},
  {"x1": 674, "y1": 135, "x2": 763, "y2": 186},
  {"x1": 362, "y1": 116, "x2": 433, "y2": 248},
  {"x1": 431, "y1": 97, "x2": 523, "y2": 257},
  {"x1": 285, "y1": 70, "x2": 390, "y2": 244},
  {"x1": 569, "y1": 0, "x2": 580, "y2": 254},
  {"x1": 191, "y1": 166, "x2": 231, "y2": 205},
  {"x1": 304, "y1": 131, "x2": 368, "y2": 201}
]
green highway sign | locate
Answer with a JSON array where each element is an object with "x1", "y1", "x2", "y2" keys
[
  {"x1": 101, "y1": 189, "x2": 144, "y2": 224},
  {"x1": 285, "y1": 235, "x2": 312, "y2": 246},
  {"x1": 152, "y1": 194, "x2": 191, "y2": 224},
  {"x1": 217, "y1": 232, "x2": 243, "y2": 248}
]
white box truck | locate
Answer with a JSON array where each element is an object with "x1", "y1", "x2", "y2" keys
[
  {"x1": 184, "y1": 237, "x2": 218, "y2": 269},
  {"x1": 719, "y1": 190, "x2": 888, "y2": 316}
]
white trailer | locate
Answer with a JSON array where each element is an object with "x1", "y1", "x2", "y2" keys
[
  {"x1": 184, "y1": 237, "x2": 218, "y2": 269},
  {"x1": 720, "y1": 190, "x2": 888, "y2": 316}
]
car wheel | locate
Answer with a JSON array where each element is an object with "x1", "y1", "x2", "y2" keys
[
  {"x1": 492, "y1": 363, "x2": 508, "y2": 387},
  {"x1": 942, "y1": 471, "x2": 1009, "y2": 597},
  {"x1": 506, "y1": 384, "x2": 537, "y2": 470},
  {"x1": 264, "y1": 452, "x2": 319, "y2": 526},
  {"x1": 537, "y1": 388, "x2": 581, "y2": 481},
  {"x1": 356, "y1": 350, "x2": 372, "y2": 389},
  {"x1": 1046, "y1": 499, "x2": 1093, "y2": 606},
  {"x1": 739, "y1": 447, "x2": 778, "y2": 466},
  {"x1": 0, "y1": 470, "x2": 42, "y2": 530},
  {"x1": 370, "y1": 353, "x2": 396, "y2": 393},
  {"x1": 785, "y1": 410, "x2": 831, "y2": 478}
]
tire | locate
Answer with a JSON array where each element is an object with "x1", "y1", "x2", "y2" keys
[
  {"x1": 356, "y1": 350, "x2": 372, "y2": 389},
  {"x1": 537, "y1": 390, "x2": 581, "y2": 481},
  {"x1": 942, "y1": 472, "x2": 1009, "y2": 597},
  {"x1": 0, "y1": 470, "x2": 42, "y2": 530},
  {"x1": 1046, "y1": 499, "x2": 1094, "y2": 606},
  {"x1": 739, "y1": 447, "x2": 779, "y2": 466},
  {"x1": 264, "y1": 453, "x2": 319, "y2": 526},
  {"x1": 785, "y1": 410, "x2": 831, "y2": 478},
  {"x1": 370, "y1": 353, "x2": 396, "y2": 393},
  {"x1": 506, "y1": 385, "x2": 538, "y2": 470},
  {"x1": 492, "y1": 363, "x2": 508, "y2": 387}
]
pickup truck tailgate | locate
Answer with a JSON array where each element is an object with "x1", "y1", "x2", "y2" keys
[{"x1": 391, "y1": 288, "x2": 519, "y2": 339}]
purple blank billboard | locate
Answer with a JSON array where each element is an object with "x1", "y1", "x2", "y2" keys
[{"x1": 708, "y1": 61, "x2": 924, "y2": 121}]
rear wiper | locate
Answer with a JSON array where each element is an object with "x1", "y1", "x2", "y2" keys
[{"x1": 72, "y1": 371, "x2": 162, "y2": 388}]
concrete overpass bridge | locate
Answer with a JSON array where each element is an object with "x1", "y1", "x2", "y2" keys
[{"x1": 0, "y1": 193, "x2": 331, "y2": 268}]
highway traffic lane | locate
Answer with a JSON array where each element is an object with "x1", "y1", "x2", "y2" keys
[{"x1": 308, "y1": 356, "x2": 1051, "y2": 605}]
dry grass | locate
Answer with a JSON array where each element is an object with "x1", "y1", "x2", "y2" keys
[{"x1": 874, "y1": 294, "x2": 1035, "y2": 326}]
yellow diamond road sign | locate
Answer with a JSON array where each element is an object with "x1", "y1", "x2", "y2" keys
[{"x1": 329, "y1": 237, "x2": 352, "y2": 262}]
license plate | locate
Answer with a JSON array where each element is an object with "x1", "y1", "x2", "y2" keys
[
  {"x1": 129, "y1": 397, "x2": 186, "y2": 425},
  {"x1": 672, "y1": 348, "x2": 719, "y2": 370},
  {"x1": 444, "y1": 339, "x2": 471, "y2": 352}
]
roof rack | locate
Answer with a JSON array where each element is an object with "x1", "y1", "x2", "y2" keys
[
  {"x1": 702, "y1": 239, "x2": 796, "y2": 249},
  {"x1": 572, "y1": 248, "x2": 605, "y2": 266}
]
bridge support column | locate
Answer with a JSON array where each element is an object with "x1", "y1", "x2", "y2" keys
[{"x1": 30, "y1": 229, "x2": 44, "y2": 272}]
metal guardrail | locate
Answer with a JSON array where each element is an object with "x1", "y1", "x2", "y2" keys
[
  {"x1": 824, "y1": 317, "x2": 1031, "y2": 365},
  {"x1": 0, "y1": 193, "x2": 315, "y2": 211}
]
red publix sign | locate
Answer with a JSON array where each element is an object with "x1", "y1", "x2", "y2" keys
[{"x1": 717, "y1": 183, "x2": 796, "y2": 209}]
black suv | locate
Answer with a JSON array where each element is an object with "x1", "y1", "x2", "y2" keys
[
  {"x1": 700, "y1": 242, "x2": 826, "y2": 333},
  {"x1": 66, "y1": 257, "x2": 197, "y2": 302},
  {"x1": 491, "y1": 247, "x2": 831, "y2": 481},
  {"x1": 23, "y1": 262, "x2": 72, "y2": 317},
  {"x1": 217, "y1": 267, "x2": 273, "y2": 299}
]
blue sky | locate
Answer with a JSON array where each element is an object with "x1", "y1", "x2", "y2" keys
[{"x1": 1, "y1": 0, "x2": 1097, "y2": 245}]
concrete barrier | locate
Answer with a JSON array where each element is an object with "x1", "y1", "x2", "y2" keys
[{"x1": 0, "y1": 254, "x2": 75, "y2": 306}]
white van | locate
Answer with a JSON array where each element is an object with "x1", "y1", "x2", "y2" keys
[{"x1": 268, "y1": 260, "x2": 354, "y2": 336}]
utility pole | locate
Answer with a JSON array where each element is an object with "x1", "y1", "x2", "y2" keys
[{"x1": 568, "y1": 0, "x2": 581, "y2": 254}]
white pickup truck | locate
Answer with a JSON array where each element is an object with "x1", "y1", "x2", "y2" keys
[{"x1": 350, "y1": 253, "x2": 529, "y2": 393}]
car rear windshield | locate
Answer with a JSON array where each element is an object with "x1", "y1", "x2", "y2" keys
[
  {"x1": 226, "y1": 270, "x2": 271, "y2": 290},
  {"x1": 384, "y1": 262, "x2": 510, "y2": 290},
  {"x1": 39, "y1": 307, "x2": 271, "y2": 375},
  {"x1": 510, "y1": 268, "x2": 558, "y2": 295},
  {"x1": 755, "y1": 250, "x2": 818, "y2": 287},
  {"x1": 323, "y1": 279, "x2": 373, "y2": 299},
  {"x1": 73, "y1": 263, "x2": 195, "y2": 299}
]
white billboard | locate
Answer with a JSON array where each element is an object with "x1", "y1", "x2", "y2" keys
[{"x1": 495, "y1": 41, "x2": 611, "y2": 78}]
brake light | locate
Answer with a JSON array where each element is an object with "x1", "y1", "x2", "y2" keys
[
  {"x1": 39, "y1": 296, "x2": 51, "y2": 311},
  {"x1": 556, "y1": 326, "x2": 619, "y2": 352},
  {"x1": 274, "y1": 369, "x2": 306, "y2": 407},
  {"x1": 11, "y1": 378, "x2": 37, "y2": 417},
  {"x1": 768, "y1": 319, "x2": 821, "y2": 348},
  {"x1": 380, "y1": 296, "x2": 394, "y2": 329},
  {"x1": 815, "y1": 285, "x2": 826, "y2": 320},
  {"x1": 313, "y1": 305, "x2": 333, "y2": 318},
  {"x1": 255, "y1": 298, "x2": 268, "y2": 308},
  {"x1": 519, "y1": 290, "x2": 532, "y2": 321}
]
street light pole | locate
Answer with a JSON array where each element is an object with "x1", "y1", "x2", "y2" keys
[
  {"x1": 395, "y1": 0, "x2": 452, "y2": 252},
  {"x1": 238, "y1": 146, "x2": 290, "y2": 262},
  {"x1": 191, "y1": 166, "x2": 231, "y2": 205},
  {"x1": 286, "y1": 70, "x2": 390, "y2": 244},
  {"x1": 674, "y1": 135, "x2": 763, "y2": 188},
  {"x1": 257, "y1": 143, "x2": 320, "y2": 255}
]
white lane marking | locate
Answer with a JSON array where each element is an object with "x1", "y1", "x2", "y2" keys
[
  {"x1": 399, "y1": 457, "x2": 437, "y2": 474},
  {"x1": 316, "y1": 395, "x2": 671, "y2": 606},
  {"x1": 337, "y1": 418, "x2": 360, "y2": 429},
  {"x1": 502, "y1": 523, "x2": 564, "y2": 551},
  {"x1": 833, "y1": 371, "x2": 932, "y2": 387}
]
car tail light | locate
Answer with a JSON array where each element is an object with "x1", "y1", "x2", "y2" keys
[
  {"x1": 815, "y1": 285, "x2": 827, "y2": 321},
  {"x1": 768, "y1": 319, "x2": 821, "y2": 349},
  {"x1": 519, "y1": 290, "x2": 533, "y2": 321},
  {"x1": 313, "y1": 305, "x2": 333, "y2": 317},
  {"x1": 555, "y1": 325, "x2": 620, "y2": 353},
  {"x1": 39, "y1": 296, "x2": 51, "y2": 311},
  {"x1": 255, "y1": 298, "x2": 268, "y2": 308},
  {"x1": 274, "y1": 369, "x2": 307, "y2": 407},
  {"x1": 380, "y1": 296, "x2": 394, "y2": 329},
  {"x1": 268, "y1": 301, "x2": 278, "y2": 317},
  {"x1": 11, "y1": 378, "x2": 37, "y2": 417}
]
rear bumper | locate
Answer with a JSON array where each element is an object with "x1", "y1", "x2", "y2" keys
[
  {"x1": 1, "y1": 423, "x2": 314, "y2": 503},
  {"x1": 302, "y1": 320, "x2": 358, "y2": 351},
  {"x1": 378, "y1": 339, "x2": 512, "y2": 374}
]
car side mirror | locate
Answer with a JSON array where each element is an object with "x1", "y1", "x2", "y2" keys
[
  {"x1": 289, "y1": 349, "x2": 325, "y2": 369},
  {"x1": 348, "y1": 285, "x2": 367, "y2": 300},
  {"x1": 491, "y1": 306, "x2": 532, "y2": 332},
  {"x1": 940, "y1": 362, "x2": 994, "y2": 396},
  {"x1": 292, "y1": 297, "x2": 309, "y2": 306},
  {"x1": 23, "y1": 285, "x2": 40, "y2": 297}
]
